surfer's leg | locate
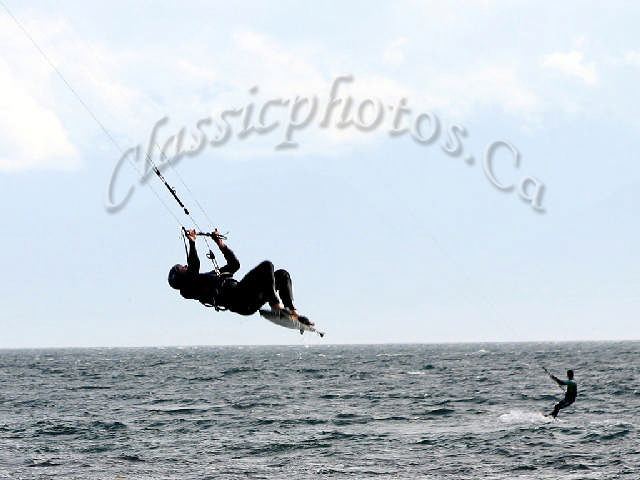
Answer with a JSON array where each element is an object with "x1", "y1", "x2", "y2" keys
[
  {"x1": 274, "y1": 269, "x2": 295, "y2": 310},
  {"x1": 551, "y1": 399, "x2": 570, "y2": 418},
  {"x1": 225, "y1": 261, "x2": 279, "y2": 314},
  {"x1": 274, "y1": 269, "x2": 313, "y2": 325}
]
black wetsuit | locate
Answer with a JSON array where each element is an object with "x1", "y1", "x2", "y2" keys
[
  {"x1": 551, "y1": 377, "x2": 577, "y2": 418},
  {"x1": 178, "y1": 239, "x2": 295, "y2": 315}
]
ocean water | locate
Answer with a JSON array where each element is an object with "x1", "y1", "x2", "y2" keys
[{"x1": 0, "y1": 342, "x2": 638, "y2": 479}]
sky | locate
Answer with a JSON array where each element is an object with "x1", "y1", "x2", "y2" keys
[{"x1": 0, "y1": 0, "x2": 638, "y2": 347}]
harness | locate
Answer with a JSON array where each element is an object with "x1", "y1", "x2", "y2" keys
[{"x1": 197, "y1": 272, "x2": 234, "y2": 312}]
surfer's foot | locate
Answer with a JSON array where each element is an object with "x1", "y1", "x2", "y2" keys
[
  {"x1": 285, "y1": 308, "x2": 312, "y2": 325},
  {"x1": 297, "y1": 315, "x2": 314, "y2": 327},
  {"x1": 269, "y1": 302, "x2": 284, "y2": 314}
]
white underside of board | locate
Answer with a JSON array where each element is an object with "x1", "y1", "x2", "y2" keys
[{"x1": 258, "y1": 309, "x2": 325, "y2": 337}]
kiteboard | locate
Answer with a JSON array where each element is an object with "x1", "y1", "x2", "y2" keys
[{"x1": 259, "y1": 309, "x2": 325, "y2": 337}]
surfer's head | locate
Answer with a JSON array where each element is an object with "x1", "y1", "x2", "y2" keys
[
  {"x1": 566, "y1": 369, "x2": 574, "y2": 380},
  {"x1": 168, "y1": 264, "x2": 188, "y2": 289}
]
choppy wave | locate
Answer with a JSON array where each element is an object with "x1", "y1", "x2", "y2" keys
[
  {"x1": 499, "y1": 409, "x2": 553, "y2": 424},
  {"x1": 0, "y1": 342, "x2": 638, "y2": 479}
]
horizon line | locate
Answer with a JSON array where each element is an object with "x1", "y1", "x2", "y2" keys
[{"x1": 1, "y1": 338, "x2": 638, "y2": 351}]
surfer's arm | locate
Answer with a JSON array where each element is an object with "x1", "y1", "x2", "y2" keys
[
  {"x1": 186, "y1": 238, "x2": 200, "y2": 273},
  {"x1": 212, "y1": 229, "x2": 240, "y2": 274},
  {"x1": 219, "y1": 244, "x2": 240, "y2": 275},
  {"x1": 551, "y1": 375, "x2": 567, "y2": 386}
]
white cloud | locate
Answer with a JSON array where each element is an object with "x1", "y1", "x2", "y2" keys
[
  {"x1": 383, "y1": 37, "x2": 408, "y2": 67},
  {"x1": 413, "y1": 66, "x2": 541, "y2": 120},
  {"x1": 541, "y1": 50, "x2": 598, "y2": 85},
  {"x1": 175, "y1": 59, "x2": 217, "y2": 83},
  {"x1": 231, "y1": 30, "x2": 326, "y2": 96},
  {"x1": 622, "y1": 51, "x2": 640, "y2": 67},
  {"x1": 0, "y1": 14, "x2": 142, "y2": 172},
  {"x1": 2, "y1": 4, "x2": 630, "y2": 173},
  {"x1": 0, "y1": 43, "x2": 78, "y2": 171}
]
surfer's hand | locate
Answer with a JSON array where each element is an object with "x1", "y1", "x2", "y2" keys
[
  {"x1": 186, "y1": 229, "x2": 197, "y2": 242},
  {"x1": 212, "y1": 229, "x2": 225, "y2": 247}
]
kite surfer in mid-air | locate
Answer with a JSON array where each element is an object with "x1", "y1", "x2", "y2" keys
[
  {"x1": 168, "y1": 229, "x2": 313, "y2": 326},
  {"x1": 545, "y1": 368, "x2": 578, "y2": 419}
]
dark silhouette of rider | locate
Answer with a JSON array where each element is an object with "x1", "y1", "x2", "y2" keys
[
  {"x1": 548, "y1": 369, "x2": 577, "y2": 419},
  {"x1": 168, "y1": 229, "x2": 311, "y2": 325}
]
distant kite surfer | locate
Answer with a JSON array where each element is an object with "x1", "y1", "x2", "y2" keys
[
  {"x1": 546, "y1": 369, "x2": 577, "y2": 419},
  {"x1": 168, "y1": 229, "x2": 313, "y2": 325}
]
